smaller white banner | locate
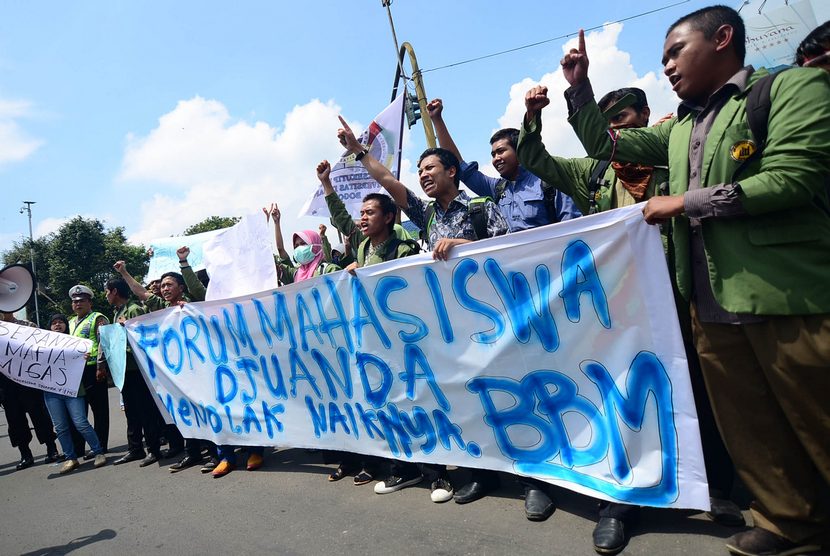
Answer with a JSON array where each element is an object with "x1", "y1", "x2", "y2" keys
[
  {"x1": 745, "y1": 0, "x2": 818, "y2": 70},
  {"x1": 0, "y1": 321, "x2": 91, "y2": 397},
  {"x1": 203, "y1": 213, "x2": 280, "y2": 301}
]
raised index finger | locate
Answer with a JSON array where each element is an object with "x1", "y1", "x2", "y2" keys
[
  {"x1": 338, "y1": 115, "x2": 352, "y2": 132},
  {"x1": 578, "y1": 29, "x2": 586, "y2": 55}
]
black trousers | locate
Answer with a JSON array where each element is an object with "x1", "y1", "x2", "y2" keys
[
  {"x1": 0, "y1": 375, "x2": 56, "y2": 449},
  {"x1": 122, "y1": 368, "x2": 161, "y2": 455},
  {"x1": 82, "y1": 365, "x2": 110, "y2": 452}
]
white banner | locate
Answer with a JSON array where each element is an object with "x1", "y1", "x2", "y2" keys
[
  {"x1": 126, "y1": 205, "x2": 709, "y2": 510},
  {"x1": 300, "y1": 94, "x2": 405, "y2": 219},
  {"x1": 202, "y1": 213, "x2": 280, "y2": 301},
  {"x1": 147, "y1": 228, "x2": 225, "y2": 280},
  {"x1": 745, "y1": 0, "x2": 818, "y2": 70},
  {"x1": 0, "y1": 322, "x2": 91, "y2": 397}
]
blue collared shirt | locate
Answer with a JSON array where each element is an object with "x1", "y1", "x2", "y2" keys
[{"x1": 459, "y1": 162, "x2": 581, "y2": 231}]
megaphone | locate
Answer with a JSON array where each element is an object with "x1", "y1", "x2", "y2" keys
[{"x1": 0, "y1": 264, "x2": 35, "y2": 314}]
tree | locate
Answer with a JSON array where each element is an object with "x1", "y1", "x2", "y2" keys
[
  {"x1": 183, "y1": 216, "x2": 240, "y2": 236},
  {"x1": 2, "y1": 217, "x2": 148, "y2": 326}
]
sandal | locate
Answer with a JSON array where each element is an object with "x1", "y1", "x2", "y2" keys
[
  {"x1": 353, "y1": 469, "x2": 374, "y2": 486},
  {"x1": 328, "y1": 465, "x2": 348, "y2": 482}
]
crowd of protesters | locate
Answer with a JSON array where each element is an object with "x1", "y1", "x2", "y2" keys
[{"x1": 1, "y1": 7, "x2": 828, "y2": 556}]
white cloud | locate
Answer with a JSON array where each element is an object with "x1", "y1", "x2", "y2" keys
[
  {"x1": 0, "y1": 98, "x2": 43, "y2": 167},
  {"x1": 496, "y1": 23, "x2": 678, "y2": 159},
  {"x1": 120, "y1": 97, "x2": 367, "y2": 247}
]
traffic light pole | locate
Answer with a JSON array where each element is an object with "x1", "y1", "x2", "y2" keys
[{"x1": 391, "y1": 43, "x2": 436, "y2": 149}]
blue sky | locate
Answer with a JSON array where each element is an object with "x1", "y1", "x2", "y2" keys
[{"x1": 1, "y1": 0, "x2": 826, "y2": 258}]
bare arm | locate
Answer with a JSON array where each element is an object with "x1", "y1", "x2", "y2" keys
[
  {"x1": 337, "y1": 115, "x2": 409, "y2": 209},
  {"x1": 427, "y1": 99, "x2": 463, "y2": 163},
  {"x1": 113, "y1": 261, "x2": 150, "y2": 301},
  {"x1": 264, "y1": 203, "x2": 290, "y2": 260}
]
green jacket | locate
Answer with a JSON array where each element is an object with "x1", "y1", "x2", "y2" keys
[
  {"x1": 181, "y1": 265, "x2": 206, "y2": 302},
  {"x1": 517, "y1": 116, "x2": 667, "y2": 214},
  {"x1": 569, "y1": 68, "x2": 830, "y2": 315},
  {"x1": 325, "y1": 192, "x2": 418, "y2": 267},
  {"x1": 277, "y1": 257, "x2": 341, "y2": 284}
]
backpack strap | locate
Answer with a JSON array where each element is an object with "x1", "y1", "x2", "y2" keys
[
  {"x1": 733, "y1": 70, "x2": 784, "y2": 182},
  {"x1": 494, "y1": 178, "x2": 508, "y2": 203},
  {"x1": 420, "y1": 201, "x2": 436, "y2": 242},
  {"x1": 587, "y1": 159, "x2": 613, "y2": 215},
  {"x1": 467, "y1": 197, "x2": 492, "y2": 239},
  {"x1": 357, "y1": 237, "x2": 371, "y2": 267}
]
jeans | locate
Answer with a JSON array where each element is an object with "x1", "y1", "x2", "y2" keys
[{"x1": 43, "y1": 392, "x2": 103, "y2": 460}]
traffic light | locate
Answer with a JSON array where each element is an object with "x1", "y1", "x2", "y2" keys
[{"x1": 404, "y1": 92, "x2": 422, "y2": 129}]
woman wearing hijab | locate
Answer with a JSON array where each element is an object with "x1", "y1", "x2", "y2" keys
[{"x1": 265, "y1": 203, "x2": 341, "y2": 284}]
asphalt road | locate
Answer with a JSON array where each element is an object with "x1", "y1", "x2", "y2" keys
[{"x1": 0, "y1": 387, "x2": 760, "y2": 556}]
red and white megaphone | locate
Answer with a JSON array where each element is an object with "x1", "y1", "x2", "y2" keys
[{"x1": 0, "y1": 264, "x2": 35, "y2": 313}]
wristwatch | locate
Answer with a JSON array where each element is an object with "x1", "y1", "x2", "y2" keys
[{"x1": 355, "y1": 148, "x2": 369, "y2": 161}]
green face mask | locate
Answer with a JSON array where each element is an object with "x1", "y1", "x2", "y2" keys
[{"x1": 294, "y1": 245, "x2": 316, "y2": 265}]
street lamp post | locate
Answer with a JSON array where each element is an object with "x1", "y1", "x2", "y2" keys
[{"x1": 19, "y1": 201, "x2": 39, "y2": 327}]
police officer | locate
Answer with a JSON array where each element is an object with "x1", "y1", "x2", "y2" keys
[{"x1": 68, "y1": 285, "x2": 110, "y2": 455}]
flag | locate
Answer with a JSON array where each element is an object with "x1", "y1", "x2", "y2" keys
[{"x1": 300, "y1": 94, "x2": 405, "y2": 219}]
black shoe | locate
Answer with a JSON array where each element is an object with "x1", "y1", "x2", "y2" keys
[
  {"x1": 706, "y1": 496, "x2": 746, "y2": 527},
  {"x1": 15, "y1": 456, "x2": 35, "y2": 471},
  {"x1": 162, "y1": 447, "x2": 183, "y2": 459},
  {"x1": 726, "y1": 527, "x2": 820, "y2": 556},
  {"x1": 593, "y1": 517, "x2": 627, "y2": 555},
  {"x1": 139, "y1": 453, "x2": 159, "y2": 467},
  {"x1": 374, "y1": 472, "x2": 423, "y2": 494},
  {"x1": 200, "y1": 457, "x2": 219, "y2": 473},
  {"x1": 169, "y1": 455, "x2": 200, "y2": 473},
  {"x1": 44, "y1": 450, "x2": 62, "y2": 464},
  {"x1": 82, "y1": 451, "x2": 95, "y2": 461},
  {"x1": 524, "y1": 487, "x2": 555, "y2": 521},
  {"x1": 453, "y1": 480, "x2": 497, "y2": 504},
  {"x1": 113, "y1": 451, "x2": 146, "y2": 465}
]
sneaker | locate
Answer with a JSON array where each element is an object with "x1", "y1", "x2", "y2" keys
[
  {"x1": 200, "y1": 457, "x2": 219, "y2": 473},
  {"x1": 60, "y1": 459, "x2": 79, "y2": 474},
  {"x1": 725, "y1": 527, "x2": 820, "y2": 556},
  {"x1": 246, "y1": 453, "x2": 263, "y2": 471},
  {"x1": 374, "y1": 473, "x2": 423, "y2": 494},
  {"x1": 430, "y1": 478, "x2": 454, "y2": 503},
  {"x1": 212, "y1": 460, "x2": 234, "y2": 478},
  {"x1": 94, "y1": 454, "x2": 107, "y2": 468}
]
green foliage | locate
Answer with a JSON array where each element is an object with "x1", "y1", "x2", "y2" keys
[
  {"x1": 183, "y1": 216, "x2": 240, "y2": 236},
  {"x1": 1, "y1": 216, "x2": 148, "y2": 326}
]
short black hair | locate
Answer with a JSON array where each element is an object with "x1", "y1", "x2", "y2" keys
[
  {"x1": 667, "y1": 5, "x2": 746, "y2": 64},
  {"x1": 362, "y1": 193, "x2": 397, "y2": 233},
  {"x1": 105, "y1": 277, "x2": 131, "y2": 299},
  {"x1": 160, "y1": 271, "x2": 185, "y2": 288},
  {"x1": 598, "y1": 87, "x2": 649, "y2": 113},
  {"x1": 796, "y1": 20, "x2": 830, "y2": 66},
  {"x1": 489, "y1": 128, "x2": 519, "y2": 150},
  {"x1": 417, "y1": 147, "x2": 461, "y2": 187}
]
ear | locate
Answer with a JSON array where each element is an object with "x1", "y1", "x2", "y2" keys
[
  {"x1": 713, "y1": 24, "x2": 734, "y2": 55},
  {"x1": 641, "y1": 106, "x2": 651, "y2": 124}
]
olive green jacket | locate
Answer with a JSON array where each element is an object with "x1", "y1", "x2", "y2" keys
[{"x1": 568, "y1": 68, "x2": 830, "y2": 315}]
